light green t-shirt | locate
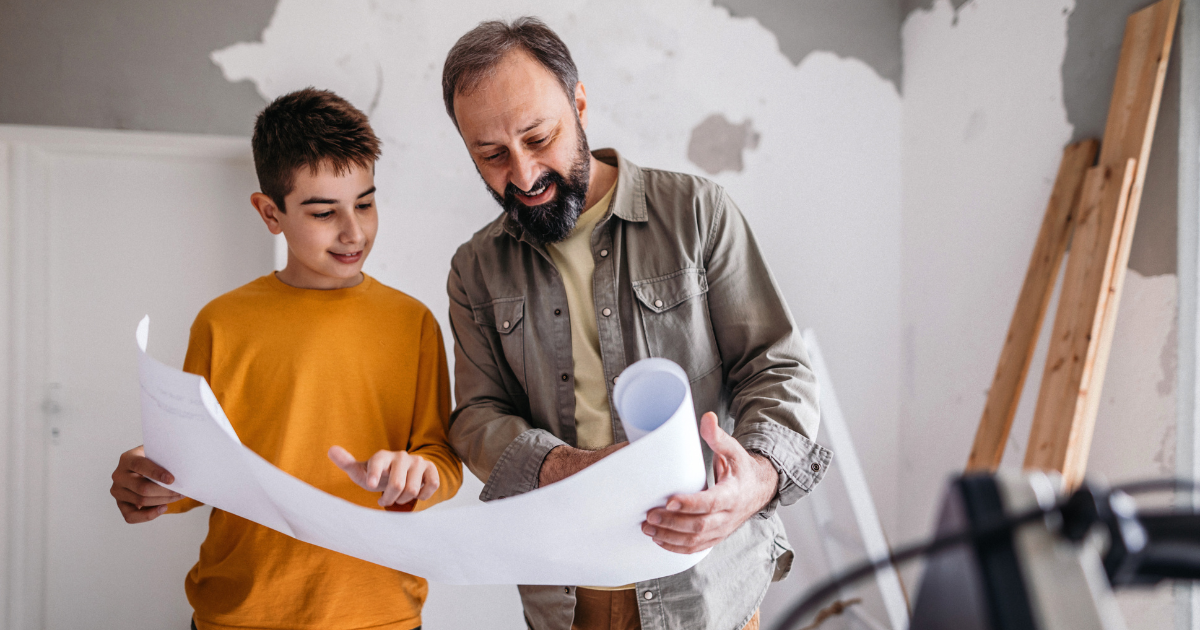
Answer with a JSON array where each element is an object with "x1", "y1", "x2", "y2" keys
[{"x1": 546, "y1": 181, "x2": 617, "y2": 451}]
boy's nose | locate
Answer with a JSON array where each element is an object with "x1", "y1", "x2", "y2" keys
[{"x1": 340, "y1": 214, "x2": 365, "y2": 245}]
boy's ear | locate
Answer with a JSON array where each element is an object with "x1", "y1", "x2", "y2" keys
[{"x1": 250, "y1": 193, "x2": 285, "y2": 235}]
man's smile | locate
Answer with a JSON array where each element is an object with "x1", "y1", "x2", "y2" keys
[{"x1": 515, "y1": 181, "x2": 556, "y2": 206}]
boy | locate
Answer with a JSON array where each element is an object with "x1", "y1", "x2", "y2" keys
[{"x1": 108, "y1": 88, "x2": 461, "y2": 630}]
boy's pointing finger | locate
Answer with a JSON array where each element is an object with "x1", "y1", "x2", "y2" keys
[{"x1": 328, "y1": 446, "x2": 368, "y2": 485}]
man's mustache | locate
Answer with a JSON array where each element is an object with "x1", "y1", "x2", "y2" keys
[{"x1": 506, "y1": 170, "x2": 563, "y2": 202}]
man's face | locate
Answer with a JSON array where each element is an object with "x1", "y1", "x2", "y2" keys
[
  {"x1": 453, "y1": 49, "x2": 592, "y2": 244},
  {"x1": 253, "y1": 161, "x2": 378, "y2": 290}
]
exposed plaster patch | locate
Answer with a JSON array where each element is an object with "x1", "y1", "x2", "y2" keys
[
  {"x1": 1062, "y1": 0, "x2": 1179, "y2": 276},
  {"x1": 903, "y1": 0, "x2": 972, "y2": 22},
  {"x1": 1158, "y1": 311, "x2": 1178, "y2": 396},
  {"x1": 686, "y1": 114, "x2": 760, "y2": 175},
  {"x1": 715, "y1": 0, "x2": 902, "y2": 90}
]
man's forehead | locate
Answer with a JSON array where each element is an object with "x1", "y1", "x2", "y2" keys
[{"x1": 455, "y1": 51, "x2": 571, "y2": 138}]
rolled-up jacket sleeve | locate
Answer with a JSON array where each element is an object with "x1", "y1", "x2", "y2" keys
[
  {"x1": 446, "y1": 260, "x2": 567, "y2": 502},
  {"x1": 703, "y1": 190, "x2": 832, "y2": 517}
]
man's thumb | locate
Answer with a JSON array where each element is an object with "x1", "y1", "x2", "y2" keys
[{"x1": 699, "y1": 412, "x2": 737, "y2": 455}]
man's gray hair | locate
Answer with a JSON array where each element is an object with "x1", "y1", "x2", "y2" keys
[{"x1": 442, "y1": 17, "x2": 580, "y2": 128}]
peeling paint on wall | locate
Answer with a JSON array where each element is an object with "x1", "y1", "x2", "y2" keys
[
  {"x1": 687, "y1": 114, "x2": 760, "y2": 174},
  {"x1": 0, "y1": 0, "x2": 275, "y2": 135},
  {"x1": 715, "y1": 0, "x2": 903, "y2": 89},
  {"x1": 903, "y1": 0, "x2": 972, "y2": 22}
]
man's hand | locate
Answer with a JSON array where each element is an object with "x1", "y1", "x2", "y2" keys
[
  {"x1": 329, "y1": 446, "x2": 440, "y2": 509},
  {"x1": 110, "y1": 445, "x2": 182, "y2": 524},
  {"x1": 642, "y1": 412, "x2": 778, "y2": 554},
  {"x1": 538, "y1": 442, "x2": 627, "y2": 487}
]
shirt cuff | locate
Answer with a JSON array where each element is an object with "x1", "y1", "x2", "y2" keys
[
  {"x1": 736, "y1": 421, "x2": 833, "y2": 518},
  {"x1": 479, "y1": 428, "x2": 568, "y2": 502}
]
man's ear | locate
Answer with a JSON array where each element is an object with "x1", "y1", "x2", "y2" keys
[
  {"x1": 251, "y1": 192, "x2": 285, "y2": 235},
  {"x1": 575, "y1": 81, "x2": 589, "y2": 130}
]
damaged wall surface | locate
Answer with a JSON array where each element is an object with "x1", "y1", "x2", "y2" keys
[
  {"x1": 0, "y1": 0, "x2": 1191, "y2": 627},
  {"x1": 901, "y1": 0, "x2": 1181, "y2": 626}
]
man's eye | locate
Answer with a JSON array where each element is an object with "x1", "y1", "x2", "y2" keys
[
  {"x1": 529, "y1": 137, "x2": 546, "y2": 145},
  {"x1": 483, "y1": 153, "x2": 502, "y2": 162},
  {"x1": 313, "y1": 211, "x2": 334, "y2": 219}
]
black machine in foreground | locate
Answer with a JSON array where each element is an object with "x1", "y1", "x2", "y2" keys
[{"x1": 773, "y1": 472, "x2": 1200, "y2": 630}]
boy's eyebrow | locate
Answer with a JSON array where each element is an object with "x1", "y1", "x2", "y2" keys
[
  {"x1": 473, "y1": 118, "x2": 547, "y2": 147},
  {"x1": 298, "y1": 187, "x2": 376, "y2": 206}
]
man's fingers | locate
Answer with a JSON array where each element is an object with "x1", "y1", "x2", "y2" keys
[
  {"x1": 646, "y1": 509, "x2": 713, "y2": 535},
  {"x1": 127, "y1": 454, "x2": 175, "y2": 485},
  {"x1": 661, "y1": 487, "x2": 723, "y2": 515},
  {"x1": 641, "y1": 520, "x2": 722, "y2": 551}
]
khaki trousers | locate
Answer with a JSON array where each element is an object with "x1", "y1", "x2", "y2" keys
[{"x1": 571, "y1": 588, "x2": 760, "y2": 630}]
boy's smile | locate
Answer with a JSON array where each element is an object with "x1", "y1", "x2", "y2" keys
[{"x1": 251, "y1": 161, "x2": 378, "y2": 290}]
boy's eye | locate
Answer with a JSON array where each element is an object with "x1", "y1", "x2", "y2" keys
[
  {"x1": 356, "y1": 202, "x2": 373, "y2": 210},
  {"x1": 312, "y1": 210, "x2": 334, "y2": 219}
]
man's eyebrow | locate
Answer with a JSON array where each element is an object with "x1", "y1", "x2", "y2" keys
[
  {"x1": 473, "y1": 119, "x2": 547, "y2": 147},
  {"x1": 357, "y1": 186, "x2": 376, "y2": 199}
]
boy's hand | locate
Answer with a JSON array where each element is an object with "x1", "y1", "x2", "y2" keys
[
  {"x1": 328, "y1": 446, "x2": 440, "y2": 508},
  {"x1": 110, "y1": 445, "x2": 183, "y2": 524}
]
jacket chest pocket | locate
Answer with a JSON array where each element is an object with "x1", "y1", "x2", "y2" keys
[
  {"x1": 473, "y1": 296, "x2": 527, "y2": 393},
  {"x1": 633, "y1": 268, "x2": 721, "y2": 380}
]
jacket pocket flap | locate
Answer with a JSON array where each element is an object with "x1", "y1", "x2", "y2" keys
[
  {"x1": 473, "y1": 297, "x2": 525, "y2": 334},
  {"x1": 632, "y1": 269, "x2": 708, "y2": 313}
]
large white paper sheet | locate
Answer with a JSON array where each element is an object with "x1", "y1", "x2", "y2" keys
[{"x1": 137, "y1": 317, "x2": 709, "y2": 585}]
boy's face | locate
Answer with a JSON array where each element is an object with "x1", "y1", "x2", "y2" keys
[{"x1": 251, "y1": 161, "x2": 377, "y2": 290}]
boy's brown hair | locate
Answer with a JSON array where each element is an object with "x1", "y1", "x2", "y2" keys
[{"x1": 252, "y1": 88, "x2": 381, "y2": 212}]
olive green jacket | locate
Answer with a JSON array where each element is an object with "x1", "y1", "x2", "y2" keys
[{"x1": 447, "y1": 149, "x2": 831, "y2": 630}]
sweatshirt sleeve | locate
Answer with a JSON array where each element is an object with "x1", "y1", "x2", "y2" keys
[{"x1": 409, "y1": 310, "x2": 464, "y2": 510}]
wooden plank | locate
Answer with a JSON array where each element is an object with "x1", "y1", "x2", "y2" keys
[
  {"x1": 1024, "y1": 0, "x2": 1179, "y2": 488},
  {"x1": 1025, "y1": 160, "x2": 1135, "y2": 482},
  {"x1": 967, "y1": 140, "x2": 1098, "y2": 472}
]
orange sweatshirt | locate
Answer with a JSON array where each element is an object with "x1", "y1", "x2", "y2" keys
[{"x1": 168, "y1": 273, "x2": 462, "y2": 630}]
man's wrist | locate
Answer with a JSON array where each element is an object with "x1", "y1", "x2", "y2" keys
[{"x1": 747, "y1": 452, "x2": 781, "y2": 513}]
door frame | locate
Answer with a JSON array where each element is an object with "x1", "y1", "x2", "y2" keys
[{"x1": 0, "y1": 125, "x2": 252, "y2": 630}]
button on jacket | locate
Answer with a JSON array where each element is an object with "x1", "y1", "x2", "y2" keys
[{"x1": 446, "y1": 149, "x2": 832, "y2": 630}]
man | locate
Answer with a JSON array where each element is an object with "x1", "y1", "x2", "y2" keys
[{"x1": 442, "y1": 17, "x2": 831, "y2": 630}]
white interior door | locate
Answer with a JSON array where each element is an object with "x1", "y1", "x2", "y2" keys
[{"x1": 2, "y1": 125, "x2": 272, "y2": 629}]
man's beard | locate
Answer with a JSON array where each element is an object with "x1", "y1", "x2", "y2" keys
[{"x1": 488, "y1": 123, "x2": 591, "y2": 245}]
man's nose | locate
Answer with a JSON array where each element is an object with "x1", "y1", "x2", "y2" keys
[{"x1": 509, "y1": 151, "x2": 542, "y2": 193}]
